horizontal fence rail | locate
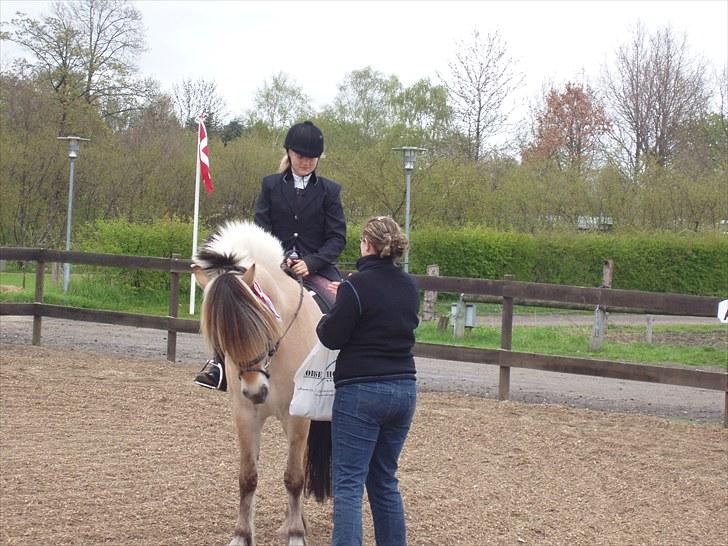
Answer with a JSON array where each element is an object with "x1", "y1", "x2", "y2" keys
[{"x1": 1, "y1": 246, "x2": 726, "y2": 426}]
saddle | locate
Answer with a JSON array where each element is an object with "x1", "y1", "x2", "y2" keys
[{"x1": 305, "y1": 281, "x2": 333, "y2": 314}]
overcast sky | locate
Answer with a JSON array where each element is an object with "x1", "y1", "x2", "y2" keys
[{"x1": 1, "y1": 0, "x2": 727, "y2": 124}]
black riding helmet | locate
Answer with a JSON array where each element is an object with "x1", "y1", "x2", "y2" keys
[{"x1": 284, "y1": 121, "x2": 324, "y2": 158}]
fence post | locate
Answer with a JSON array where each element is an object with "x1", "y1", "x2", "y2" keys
[
  {"x1": 32, "y1": 256, "x2": 45, "y2": 346},
  {"x1": 590, "y1": 259, "x2": 613, "y2": 351},
  {"x1": 166, "y1": 254, "x2": 181, "y2": 362},
  {"x1": 646, "y1": 315, "x2": 654, "y2": 344},
  {"x1": 499, "y1": 274, "x2": 514, "y2": 401},
  {"x1": 422, "y1": 264, "x2": 439, "y2": 321},
  {"x1": 453, "y1": 293, "x2": 466, "y2": 339}
]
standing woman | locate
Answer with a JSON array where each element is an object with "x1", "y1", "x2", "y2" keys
[
  {"x1": 195, "y1": 120, "x2": 346, "y2": 391},
  {"x1": 317, "y1": 216, "x2": 419, "y2": 546}
]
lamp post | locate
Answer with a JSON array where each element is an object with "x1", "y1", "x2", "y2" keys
[
  {"x1": 392, "y1": 146, "x2": 427, "y2": 272},
  {"x1": 57, "y1": 135, "x2": 90, "y2": 293}
]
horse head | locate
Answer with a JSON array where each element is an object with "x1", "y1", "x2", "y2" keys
[{"x1": 194, "y1": 256, "x2": 281, "y2": 405}]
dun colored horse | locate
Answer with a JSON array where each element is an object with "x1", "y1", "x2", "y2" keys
[{"x1": 193, "y1": 220, "x2": 330, "y2": 546}]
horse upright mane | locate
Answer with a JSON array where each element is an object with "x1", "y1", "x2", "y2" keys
[{"x1": 195, "y1": 220, "x2": 284, "y2": 273}]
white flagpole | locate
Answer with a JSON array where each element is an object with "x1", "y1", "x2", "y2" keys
[{"x1": 189, "y1": 117, "x2": 203, "y2": 315}]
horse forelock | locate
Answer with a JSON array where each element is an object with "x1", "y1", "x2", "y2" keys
[{"x1": 201, "y1": 272, "x2": 282, "y2": 368}]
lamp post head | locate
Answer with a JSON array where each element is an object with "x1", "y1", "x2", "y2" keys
[
  {"x1": 392, "y1": 146, "x2": 428, "y2": 172},
  {"x1": 58, "y1": 135, "x2": 91, "y2": 159}
]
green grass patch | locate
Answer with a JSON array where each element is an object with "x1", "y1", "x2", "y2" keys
[
  {"x1": 416, "y1": 322, "x2": 727, "y2": 370},
  {"x1": 0, "y1": 271, "x2": 200, "y2": 318}
]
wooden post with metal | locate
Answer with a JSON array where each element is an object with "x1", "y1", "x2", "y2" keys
[
  {"x1": 590, "y1": 259, "x2": 613, "y2": 351},
  {"x1": 499, "y1": 274, "x2": 514, "y2": 400},
  {"x1": 453, "y1": 293, "x2": 466, "y2": 339},
  {"x1": 32, "y1": 255, "x2": 45, "y2": 346},
  {"x1": 166, "y1": 254, "x2": 181, "y2": 362},
  {"x1": 422, "y1": 264, "x2": 439, "y2": 321}
]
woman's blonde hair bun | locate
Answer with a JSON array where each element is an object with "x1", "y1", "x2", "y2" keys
[{"x1": 362, "y1": 216, "x2": 409, "y2": 261}]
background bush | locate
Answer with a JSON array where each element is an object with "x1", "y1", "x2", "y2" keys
[
  {"x1": 67, "y1": 220, "x2": 728, "y2": 297},
  {"x1": 342, "y1": 226, "x2": 728, "y2": 296},
  {"x1": 77, "y1": 217, "x2": 209, "y2": 294}
]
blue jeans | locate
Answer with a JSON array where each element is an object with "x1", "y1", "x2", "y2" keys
[{"x1": 331, "y1": 379, "x2": 417, "y2": 546}]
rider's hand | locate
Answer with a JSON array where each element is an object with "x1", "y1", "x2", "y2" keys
[
  {"x1": 288, "y1": 259, "x2": 309, "y2": 277},
  {"x1": 326, "y1": 281, "x2": 341, "y2": 296}
]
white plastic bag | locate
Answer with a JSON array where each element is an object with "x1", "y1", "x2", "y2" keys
[{"x1": 289, "y1": 342, "x2": 338, "y2": 421}]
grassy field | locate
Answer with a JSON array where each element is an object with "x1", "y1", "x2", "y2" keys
[
  {"x1": 417, "y1": 322, "x2": 727, "y2": 370},
  {"x1": 2, "y1": 271, "x2": 725, "y2": 369},
  {"x1": 0, "y1": 271, "x2": 196, "y2": 317}
]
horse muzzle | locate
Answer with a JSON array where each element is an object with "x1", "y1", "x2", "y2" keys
[{"x1": 242, "y1": 382, "x2": 269, "y2": 404}]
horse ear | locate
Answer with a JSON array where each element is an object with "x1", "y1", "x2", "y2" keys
[
  {"x1": 191, "y1": 265, "x2": 209, "y2": 289},
  {"x1": 242, "y1": 263, "x2": 255, "y2": 287}
]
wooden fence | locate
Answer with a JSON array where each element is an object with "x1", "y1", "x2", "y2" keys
[{"x1": 1, "y1": 247, "x2": 726, "y2": 426}]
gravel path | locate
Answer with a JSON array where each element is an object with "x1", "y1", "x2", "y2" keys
[{"x1": 1, "y1": 315, "x2": 724, "y2": 424}]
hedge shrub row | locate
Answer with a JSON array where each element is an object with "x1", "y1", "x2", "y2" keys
[
  {"x1": 344, "y1": 227, "x2": 728, "y2": 296},
  {"x1": 77, "y1": 217, "x2": 207, "y2": 293},
  {"x1": 76, "y1": 219, "x2": 727, "y2": 297}
]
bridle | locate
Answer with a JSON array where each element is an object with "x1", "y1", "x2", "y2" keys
[{"x1": 217, "y1": 265, "x2": 305, "y2": 379}]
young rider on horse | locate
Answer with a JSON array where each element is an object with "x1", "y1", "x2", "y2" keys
[{"x1": 195, "y1": 120, "x2": 347, "y2": 391}]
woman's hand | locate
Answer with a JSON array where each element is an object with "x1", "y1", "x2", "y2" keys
[{"x1": 326, "y1": 281, "x2": 341, "y2": 295}]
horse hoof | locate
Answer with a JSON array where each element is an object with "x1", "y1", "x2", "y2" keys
[
  {"x1": 288, "y1": 536, "x2": 305, "y2": 546},
  {"x1": 229, "y1": 536, "x2": 252, "y2": 546}
]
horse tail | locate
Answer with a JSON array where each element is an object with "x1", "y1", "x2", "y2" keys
[{"x1": 305, "y1": 420, "x2": 332, "y2": 502}]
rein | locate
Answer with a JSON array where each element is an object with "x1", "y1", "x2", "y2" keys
[{"x1": 236, "y1": 273, "x2": 305, "y2": 378}]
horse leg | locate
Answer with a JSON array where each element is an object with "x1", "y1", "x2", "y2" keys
[
  {"x1": 229, "y1": 404, "x2": 263, "y2": 546},
  {"x1": 279, "y1": 415, "x2": 310, "y2": 546}
]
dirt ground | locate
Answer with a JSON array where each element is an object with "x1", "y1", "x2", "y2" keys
[
  {"x1": 2, "y1": 316, "x2": 726, "y2": 424},
  {"x1": 1, "y1": 343, "x2": 726, "y2": 546}
]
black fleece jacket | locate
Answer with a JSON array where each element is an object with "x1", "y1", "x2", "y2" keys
[{"x1": 316, "y1": 254, "x2": 420, "y2": 386}]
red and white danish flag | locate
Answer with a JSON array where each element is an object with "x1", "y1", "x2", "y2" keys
[{"x1": 198, "y1": 118, "x2": 213, "y2": 193}]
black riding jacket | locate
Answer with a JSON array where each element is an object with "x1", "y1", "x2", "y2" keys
[{"x1": 254, "y1": 170, "x2": 346, "y2": 282}]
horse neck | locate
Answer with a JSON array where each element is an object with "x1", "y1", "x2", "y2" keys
[{"x1": 253, "y1": 266, "x2": 300, "y2": 319}]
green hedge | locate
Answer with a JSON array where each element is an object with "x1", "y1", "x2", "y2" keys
[
  {"x1": 342, "y1": 227, "x2": 728, "y2": 296},
  {"x1": 77, "y1": 217, "x2": 209, "y2": 293},
  {"x1": 75, "y1": 220, "x2": 727, "y2": 297}
]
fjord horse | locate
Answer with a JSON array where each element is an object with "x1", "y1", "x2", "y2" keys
[{"x1": 192, "y1": 220, "x2": 330, "y2": 546}]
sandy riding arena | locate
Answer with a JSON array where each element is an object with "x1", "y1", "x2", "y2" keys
[{"x1": 1, "y1": 343, "x2": 726, "y2": 545}]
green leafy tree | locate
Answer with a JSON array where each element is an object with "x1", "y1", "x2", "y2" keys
[
  {"x1": 247, "y1": 72, "x2": 311, "y2": 148},
  {"x1": 332, "y1": 67, "x2": 401, "y2": 138}
]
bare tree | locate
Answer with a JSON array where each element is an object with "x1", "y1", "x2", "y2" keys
[
  {"x1": 172, "y1": 77, "x2": 227, "y2": 130},
  {"x1": 440, "y1": 29, "x2": 522, "y2": 160},
  {"x1": 5, "y1": 0, "x2": 155, "y2": 131},
  {"x1": 602, "y1": 23, "x2": 711, "y2": 175}
]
